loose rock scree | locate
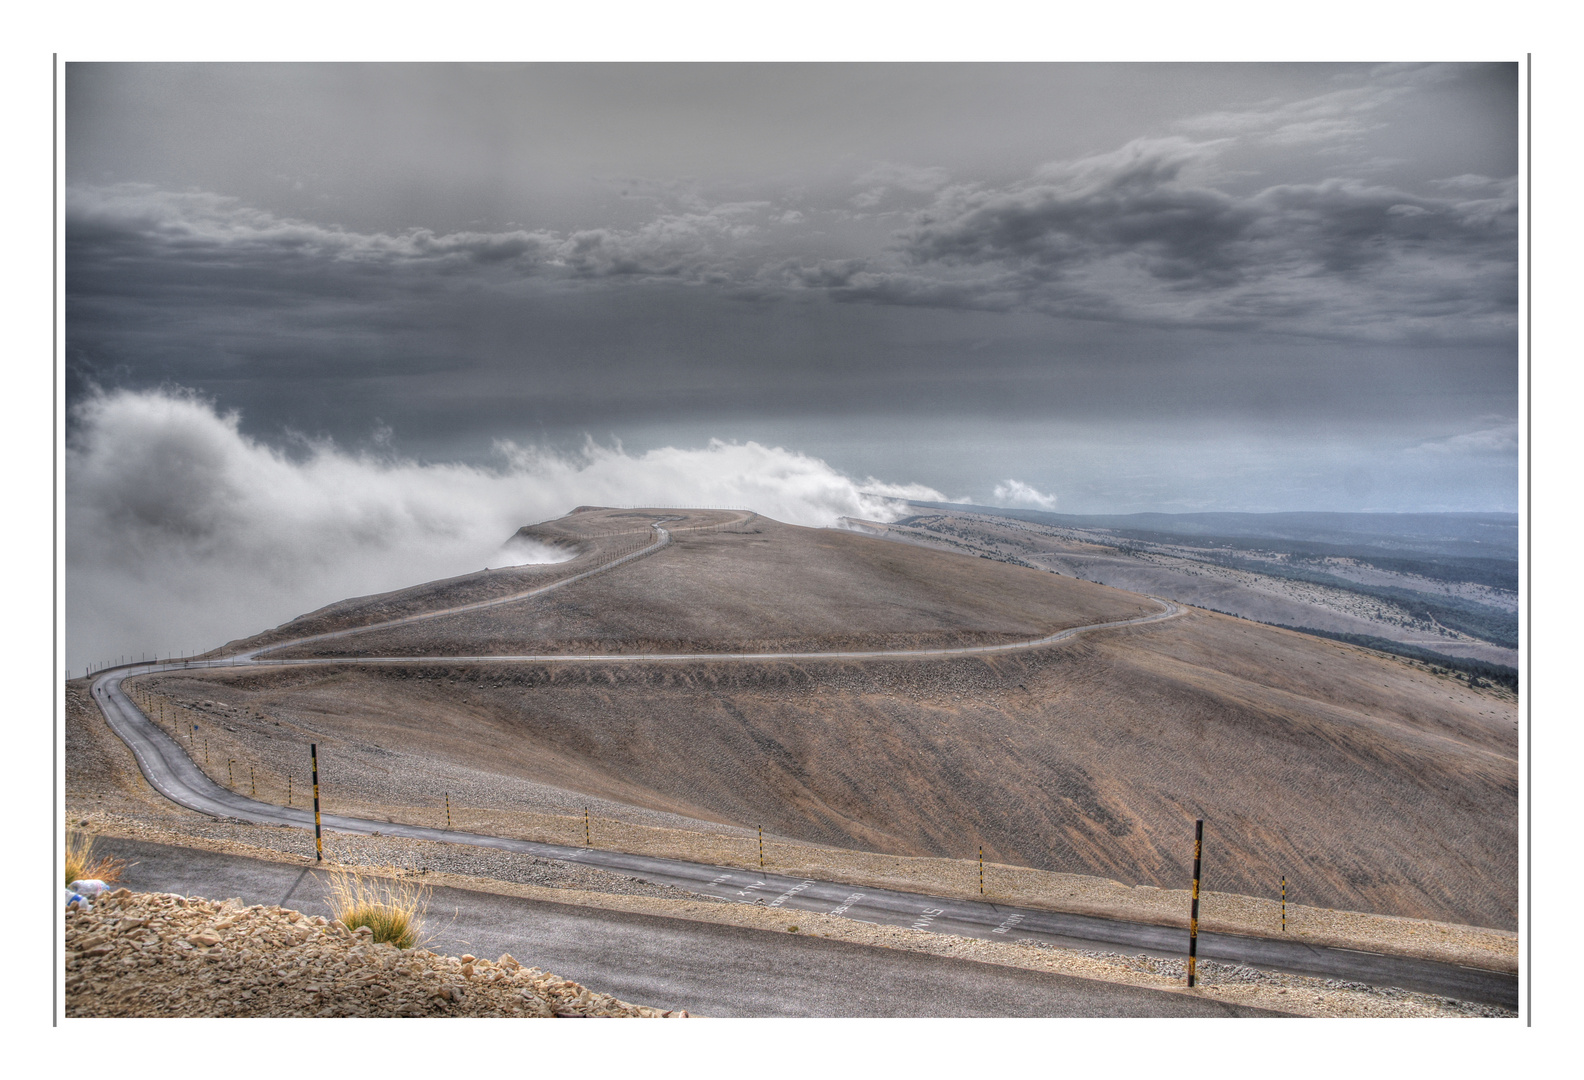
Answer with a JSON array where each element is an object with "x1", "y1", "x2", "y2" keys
[{"x1": 64, "y1": 887, "x2": 689, "y2": 1018}]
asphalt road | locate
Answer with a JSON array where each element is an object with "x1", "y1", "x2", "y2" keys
[
  {"x1": 85, "y1": 518, "x2": 1517, "y2": 1011},
  {"x1": 96, "y1": 836, "x2": 1282, "y2": 1017}
]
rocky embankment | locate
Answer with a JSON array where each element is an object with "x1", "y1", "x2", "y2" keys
[{"x1": 65, "y1": 889, "x2": 688, "y2": 1018}]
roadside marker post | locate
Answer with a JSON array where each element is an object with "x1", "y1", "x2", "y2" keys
[
  {"x1": 287, "y1": 774, "x2": 292, "y2": 806},
  {"x1": 1187, "y1": 819, "x2": 1203, "y2": 988},
  {"x1": 228, "y1": 759, "x2": 234, "y2": 788},
  {"x1": 446, "y1": 792, "x2": 452, "y2": 830},
  {"x1": 250, "y1": 765, "x2": 256, "y2": 798},
  {"x1": 979, "y1": 846, "x2": 984, "y2": 895},
  {"x1": 759, "y1": 825, "x2": 765, "y2": 870},
  {"x1": 585, "y1": 807, "x2": 591, "y2": 847},
  {"x1": 1282, "y1": 876, "x2": 1287, "y2": 933},
  {"x1": 310, "y1": 744, "x2": 324, "y2": 862}
]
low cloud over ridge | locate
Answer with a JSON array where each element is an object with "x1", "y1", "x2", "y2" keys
[
  {"x1": 992, "y1": 480, "x2": 1059, "y2": 512},
  {"x1": 66, "y1": 387, "x2": 942, "y2": 672}
]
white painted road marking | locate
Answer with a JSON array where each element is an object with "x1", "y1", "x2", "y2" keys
[
  {"x1": 828, "y1": 893, "x2": 866, "y2": 917},
  {"x1": 768, "y1": 880, "x2": 817, "y2": 908}
]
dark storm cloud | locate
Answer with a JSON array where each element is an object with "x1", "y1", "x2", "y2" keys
[
  {"x1": 67, "y1": 62, "x2": 1517, "y2": 356},
  {"x1": 66, "y1": 174, "x2": 1517, "y2": 466},
  {"x1": 65, "y1": 62, "x2": 1517, "y2": 478},
  {"x1": 858, "y1": 139, "x2": 1518, "y2": 341},
  {"x1": 67, "y1": 184, "x2": 560, "y2": 271},
  {"x1": 69, "y1": 135, "x2": 1516, "y2": 352},
  {"x1": 67, "y1": 183, "x2": 786, "y2": 288}
]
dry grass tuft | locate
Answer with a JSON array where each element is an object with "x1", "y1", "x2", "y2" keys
[
  {"x1": 325, "y1": 865, "x2": 431, "y2": 949},
  {"x1": 64, "y1": 831, "x2": 124, "y2": 888}
]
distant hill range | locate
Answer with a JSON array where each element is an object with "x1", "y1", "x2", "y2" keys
[
  {"x1": 904, "y1": 505, "x2": 1518, "y2": 566},
  {"x1": 853, "y1": 504, "x2": 1519, "y2": 670}
]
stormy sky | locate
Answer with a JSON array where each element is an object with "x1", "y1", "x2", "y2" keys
[{"x1": 64, "y1": 62, "x2": 1519, "y2": 669}]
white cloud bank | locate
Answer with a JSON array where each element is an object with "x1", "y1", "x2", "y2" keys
[
  {"x1": 66, "y1": 387, "x2": 943, "y2": 673},
  {"x1": 991, "y1": 479, "x2": 1059, "y2": 512}
]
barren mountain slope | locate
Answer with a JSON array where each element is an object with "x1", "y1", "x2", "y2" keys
[
  {"x1": 268, "y1": 510, "x2": 1158, "y2": 658},
  {"x1": 154, "y1": 509, "x2": 1516, "y2": 931}
]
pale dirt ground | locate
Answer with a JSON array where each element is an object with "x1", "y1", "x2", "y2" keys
[{"x1": 69, "y1": 677, "x2": 1515, "y2": 1020}]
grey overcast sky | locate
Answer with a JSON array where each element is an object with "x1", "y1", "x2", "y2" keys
[
  {"x1": 64, "y1": 62, "x2": 1519, "y2": 667},
  {"x1": 66, "y1": 62, "x2": 1516, "y2": 512}
]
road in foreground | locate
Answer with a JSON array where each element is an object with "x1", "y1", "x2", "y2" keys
[{"x1": 98, "y1": 837, "x2": 1282, "y2": 1018}]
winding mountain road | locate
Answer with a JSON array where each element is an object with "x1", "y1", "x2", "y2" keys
[{"x1": 85, "y1": 518, "x2": 1518, "y2": 1010}]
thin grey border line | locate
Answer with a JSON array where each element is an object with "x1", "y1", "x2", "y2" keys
[
  {"x1": 52, "y1": 50, "x2": 60, "y2": 1029},
  {"x1": 1524, "y1": 50, "x2": 1531, "y2": 1028}
]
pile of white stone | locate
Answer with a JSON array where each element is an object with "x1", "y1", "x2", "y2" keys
[{"x1": 65, "y1": 888, "x2": 690, "y2": 1018}]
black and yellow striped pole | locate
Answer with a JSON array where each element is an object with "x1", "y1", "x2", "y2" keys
[
  {"x1": 445, "y1": 792, "x2": 452, "y2": 830},
  {"x1": 1187, "y1": 818, "x2": 1203, "y2": 988},
  {"x1": 1281, "y1": 876, "x2": 1287, "y2": 933},
  {"x1": 310, "y1": 743, "x2": 324, "y2": 862},
  {"x1": 979, "y1": 846, "x2": 984, "y2": 895},
  {"x1": 250, "y1": 765, "x2": 256, "y2": 798},
  {"x1": 227, "y1": 759, "x2": 234, "y2": 788},
  {"x1": 584, "y1": 807, "x2": 591, "y2": 847},
  {"x1": 759, "y1": 825, "x2": 765, "y2": 870},
  {"x1": 287, "y1": 774, "x2": 292, "y2": 806}
]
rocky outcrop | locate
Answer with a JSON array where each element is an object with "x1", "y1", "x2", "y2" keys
[{"x1": 64, "y1": 889, "x2": 689, "y2": 1018}]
